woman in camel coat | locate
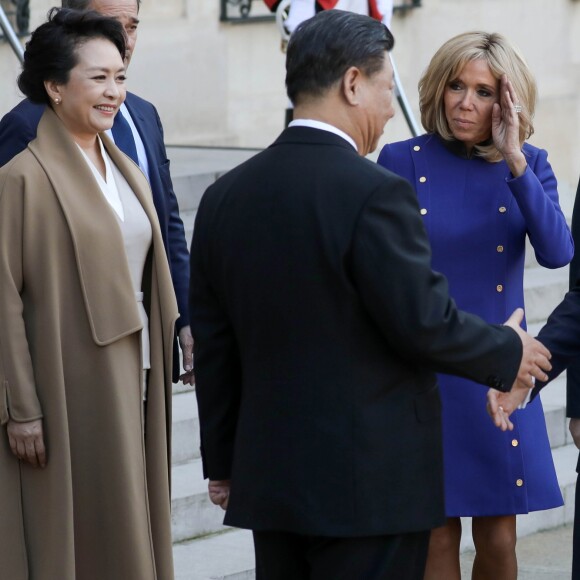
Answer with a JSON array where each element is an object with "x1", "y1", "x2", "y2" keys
[{"x1": 0, "y1": 9, "x2": 178, "y2": 579}]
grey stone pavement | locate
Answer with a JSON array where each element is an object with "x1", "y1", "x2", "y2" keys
[
  {"x1": 460, "y1": 523, "x2": 573, "y2": 579},
  {"x1": 173, "y1": 524, "x2": 574, "y2": 580}
]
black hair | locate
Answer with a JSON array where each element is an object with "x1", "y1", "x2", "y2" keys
[
  {"x1": 286, "y1": 10, "x2": 395, "y2": 105},
  {"x1": 18, "y1": 7, "x2": 126, "y2": 104}
]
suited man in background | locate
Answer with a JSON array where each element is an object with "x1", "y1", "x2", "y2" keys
[
  {"x1": 0, "y1": 0, "x2": 194, "y2": 383},
  {"x1": 489, "y1": 187, "x2": 580, "y2": 578},
  {"x1": 565, "y1": 181, "x2": 580, "y2": 577},
  {"x1": 190, "y1": 10, "x2": 551, "y2": 579}
]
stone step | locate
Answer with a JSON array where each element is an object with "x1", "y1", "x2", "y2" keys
[
  {"x1": 173, "y1": 529, "x2": 255, "y2": 580},
  {"x1": 523, "y1": 264, "x2": 569, "y2": 324},
  {"x1": 172, "y1": 390, "x2": 200, "y2": 465},
  {"x1": 172, "y1": 457, "x2": 226, "y2": 542}
]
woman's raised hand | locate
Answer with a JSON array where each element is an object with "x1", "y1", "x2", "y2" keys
[{"x1": 492, "y1": 74, "x2": 527, "y2": 176}]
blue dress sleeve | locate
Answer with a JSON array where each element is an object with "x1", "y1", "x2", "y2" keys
[{"x1": 506, "y1": 147, "x2": 573, "y2": 268}]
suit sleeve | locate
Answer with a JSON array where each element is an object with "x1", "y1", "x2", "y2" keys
[
  {"x1": 351, "y1": 176, "x2": 522, "y2": 389},
  {"x1": 507, "y1": 148, "x2": 573, "y2": 268},
  {"x1": 565, "y1": 178, "x2": 580, "y2": 417},
  {"x1": 534, "y1": 286, "x2": 580, "y2": 399},
  {"x1": 152, "y1": 105, "x2": 190, "y2": 331},
  {"x1": 189, "y1": 192, "x2": 241, "y2": 480},
  {"x1": 0, "y1": 167, "x2": 43, "y2": 424},
  {"x1": 0, "y1": 108, "x2": 37, "y2": 168}
]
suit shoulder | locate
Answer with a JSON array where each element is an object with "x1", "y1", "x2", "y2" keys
[
  {"x1": 0, "y1": 100, "x2": 44, "y2": 136},
  {"x1": 205, "y1": 149, "x2": 265, "y2": 192},
  {"x1": 125, "y1": 92, "x2": 157, "y2": 114},
  {"x1": 359, "y1": 154, "x2": 413, "y2": 187},
  {"x1": 1, "y1": 99, "x2": 44, "y2": 121}
]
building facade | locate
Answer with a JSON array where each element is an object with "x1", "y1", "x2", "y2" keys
[{"x1": 1, "y1": 0, "x2": 579, "y2": 208}]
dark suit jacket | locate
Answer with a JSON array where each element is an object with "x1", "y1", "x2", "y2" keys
[
  {"x1": 190, "y1": 126, "x2": 522, "y2": 537},
  {"x1": 549, "y1": 177, "x2": 580, "y2": 475},
  {"x1": 566, "y1": 180, "x2": 580, "y2": 420},
  {"x1": 0, "y1": 95, "x2": 189, "y2": 379},
  {"x1": 560, "y1": 181, "x2": 580, "y2": 580},
  {"x1": 533, "y1": 180, "x2": 580, "y2": 411}
]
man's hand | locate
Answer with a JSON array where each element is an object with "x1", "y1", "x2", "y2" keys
[
  {"x1": 7, "y1": 419, "x2": 47, "y2": 468},
  {"x1": 487, "y1": 308, "x2": 553, "y2": 431},
  {"x1": 570, "y1": 418, "x2": 580, "y2": 449},
  {"x1": 208, "y1": 479, "x2": 231, "y2": 510},
  {"x1": 486, "y1": 387, "x2": 529, "y2": 431},
  {"x1": 505, "y1": 308, "x2": 552, "y2": 387},
  {"x1": 178, "y1": 325, "x2": 195, "y2": 386}
]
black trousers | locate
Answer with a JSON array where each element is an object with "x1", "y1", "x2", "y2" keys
[{"x1": 253, "y1": 529, "x2": 430, "y2": 580}]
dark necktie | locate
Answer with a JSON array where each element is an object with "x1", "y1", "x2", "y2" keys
[{"x1": 111, "y1": 111, "x2": 139, "y2": 165}]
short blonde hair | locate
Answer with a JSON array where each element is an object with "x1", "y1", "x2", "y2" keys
[{"x1": 419, "y1": 32, "x2": 537, "y2": 162}]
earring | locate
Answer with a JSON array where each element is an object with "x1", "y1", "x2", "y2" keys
[{"x1": 54, "y1": 98, "x2": 61, "y2": 105}]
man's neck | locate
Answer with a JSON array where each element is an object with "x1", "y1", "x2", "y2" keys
[{"x1": 293, "y1": 103, "x2": 361, "y2": 153}]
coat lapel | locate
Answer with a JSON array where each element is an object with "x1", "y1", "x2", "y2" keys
[
  {"x1": 28, "y1": 108, "x2": 145, "y2": 346},
  {"x1": 102, "y1": 130, "x2": 179, "y2": 338}
]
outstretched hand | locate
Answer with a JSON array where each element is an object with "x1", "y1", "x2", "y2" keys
[
  {"x1": 487, "y1": 308, "x2": 552, "y2": 430},
  {"x1": 487, "y1": 388, "x2": 521, "y2": 431},
  {"x1": 504, "y1": 308, "x2": 551, "y2": 387}
]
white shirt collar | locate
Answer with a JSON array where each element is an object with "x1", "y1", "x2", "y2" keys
[
  {"x1": 288, "y1": 119, "x2": 358, "y2": 152},
  {"x1": 77, "y1": 137, "x2": 125, "y2": 221},
  {"x1": 105, "y1": 103, "x2": 150, "y2": 181}
]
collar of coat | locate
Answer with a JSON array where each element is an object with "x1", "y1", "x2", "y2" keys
[{"x1": 28, "y1": 107, "x2": 171, "y2": 346}]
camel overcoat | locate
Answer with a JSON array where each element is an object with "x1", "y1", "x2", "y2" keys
[{"x1": 0, "y1": 108, "x2": 179, "y2": 580}]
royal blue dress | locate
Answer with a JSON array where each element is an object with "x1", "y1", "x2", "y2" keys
[{"x1": 378, "y1": 134, "x2": 573, "y2": 516}]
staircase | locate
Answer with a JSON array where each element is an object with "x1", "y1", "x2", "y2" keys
[{"x1": 167, "y1": 145, "x2": 577, "y2": 578}]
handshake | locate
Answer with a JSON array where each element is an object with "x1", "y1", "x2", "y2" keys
[{"x1": 486, "y1": 307, "x2": 552, "y2": 432}]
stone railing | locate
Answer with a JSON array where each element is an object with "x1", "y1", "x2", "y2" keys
[{"x1": 0, "y1": 0, "x2": 29, "y2": 62}]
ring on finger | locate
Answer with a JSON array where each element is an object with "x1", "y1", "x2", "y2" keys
[{"x1": 514, "y1": 104, "x2": 523, "y2": 113}]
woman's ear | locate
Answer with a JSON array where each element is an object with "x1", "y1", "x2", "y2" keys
[{"x1": 44, "y1": 80, "x2": 63, "y2": 106}]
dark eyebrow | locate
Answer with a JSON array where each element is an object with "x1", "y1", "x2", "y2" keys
[{"x1": 85, "y1": 66, "x2": 126, "y2": 74}]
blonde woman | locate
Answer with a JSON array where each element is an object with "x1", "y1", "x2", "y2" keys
[{"x1": 378, "y1": 32, "x2": 572, "y2": 579}]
